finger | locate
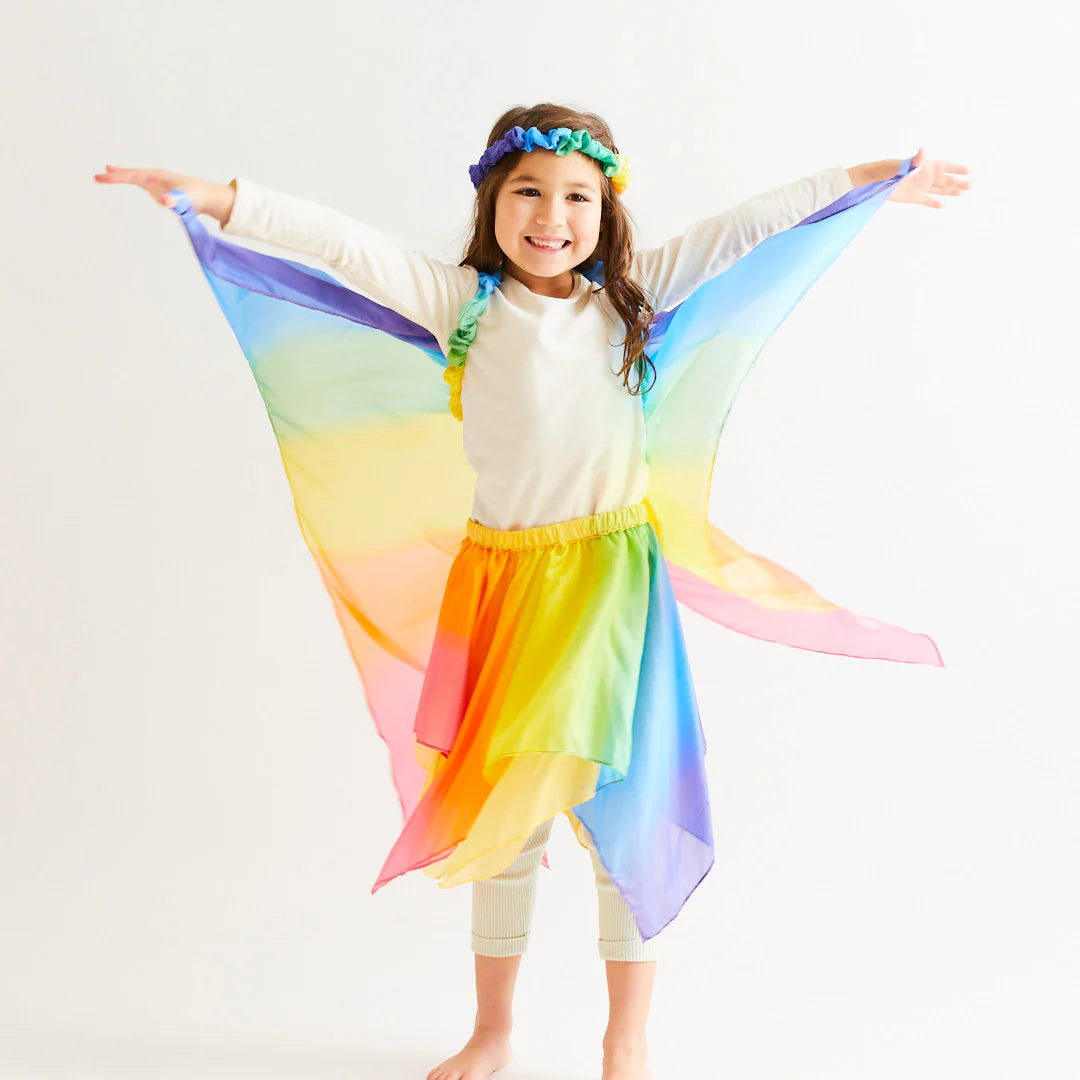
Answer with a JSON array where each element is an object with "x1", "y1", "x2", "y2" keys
[
  {"x1": 96, "y1": 167, "x2": 137, "y2": 183},
  {"x1": 933, "y1": 169, "x2": 970, "y2": 184},
  {"x1": 936, "y1": 177, "x2": 970, "y2": 195},
  {"x1": 106, "y1": 167, "x2": 154, "y2": 181}
]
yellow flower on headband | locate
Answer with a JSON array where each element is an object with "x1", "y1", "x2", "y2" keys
[{"x1": 609, "y1": 153, "x2": 632, "y2": 196}]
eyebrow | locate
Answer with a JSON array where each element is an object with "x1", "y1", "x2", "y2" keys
[{"x1": 508, "y1": 173, "x2": 598, "y2": 193}]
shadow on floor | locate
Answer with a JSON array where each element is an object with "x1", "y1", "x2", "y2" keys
[{"x1": 0, "y1": 1030, "x2": 593, "y2": 1079}]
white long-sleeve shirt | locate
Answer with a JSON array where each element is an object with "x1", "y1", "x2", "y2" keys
[{"x1": 221, "y1": 165, "x2": 853, "y2": 530}]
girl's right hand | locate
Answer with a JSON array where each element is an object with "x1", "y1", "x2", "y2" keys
[{"x1": 93, "y1": 165, "x2": 235, "y2": 223}]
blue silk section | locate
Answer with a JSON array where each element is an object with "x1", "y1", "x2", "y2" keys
[{"x1": 572, "y1": 527, "x2": 714, "y2": 940}]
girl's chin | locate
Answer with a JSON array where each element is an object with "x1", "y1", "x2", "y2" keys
[{"x1": 520, "y1": 258, "x2": 572, "y2": 276}]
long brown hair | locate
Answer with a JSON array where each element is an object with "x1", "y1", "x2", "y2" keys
[{"x1": 458, "y1": 103, "x2": 656, "y2": 397}]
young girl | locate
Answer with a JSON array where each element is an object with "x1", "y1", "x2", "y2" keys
[{"x1": 95, "y1": 102, "x2": 967, "y2": 1080}]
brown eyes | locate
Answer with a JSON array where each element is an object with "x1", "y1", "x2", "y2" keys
[{"x1": 515, "y1": 188, "x2": 589, "y2": 202}]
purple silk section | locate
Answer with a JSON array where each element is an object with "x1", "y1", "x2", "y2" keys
[{"x1": 168, "y1": 189, "x2": 443, "y2": 359}]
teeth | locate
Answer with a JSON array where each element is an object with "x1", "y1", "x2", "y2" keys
[{"x1": 528, "y1": 237, "x2": 566, "y2": 250}]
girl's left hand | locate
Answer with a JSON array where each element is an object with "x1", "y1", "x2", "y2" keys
[{"x1": 888, "y1": 147, "x2": 971, "y2": 208}]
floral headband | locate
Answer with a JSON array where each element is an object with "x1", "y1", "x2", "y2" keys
[{"x1": 468, "y1": 125, "x2": 631, "y2": 196}]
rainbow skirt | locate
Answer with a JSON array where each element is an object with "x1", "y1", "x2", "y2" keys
[{"x1": 373, "y1": 502, "x2": 712, "y2": 941}]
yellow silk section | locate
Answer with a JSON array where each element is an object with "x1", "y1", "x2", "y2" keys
[
  {"x1": 419, "y1": 752, "x2": 602, "y2": 887},
  {"x1": 274, "y1": 412, "x2": 475, "y2": 553},
  {"x1": 647, "y1": 486, "x2": 840, "y2": 614},
  {"x1": 645, "y1": 330, "x2": 842, "y2": 614},
  {"x1": 267, "y1": 413, "x2": 475, "y2": 672}
]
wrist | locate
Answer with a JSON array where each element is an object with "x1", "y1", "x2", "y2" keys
[
  {"x1": 846, "y1": 159, "x2": 903, "y2": 188},
  {"x1": 204, "y1": 179, "x2": 237, "y2": 225}
]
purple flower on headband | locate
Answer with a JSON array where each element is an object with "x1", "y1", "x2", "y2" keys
[
  {"x1": 467, "y1": 125, "x2": 632, "y2": 195},
  {"x1": 468, "y1": 126, "x2": 574, "y2": 189}
]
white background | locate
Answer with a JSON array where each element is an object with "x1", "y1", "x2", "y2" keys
[{"x1": 2, "y1": 1, "x2": 1075, "y2": 1077}]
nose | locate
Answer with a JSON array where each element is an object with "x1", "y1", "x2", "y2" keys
[{"x1": 534, "y1": 195, "x2": 566, "y2": 228}]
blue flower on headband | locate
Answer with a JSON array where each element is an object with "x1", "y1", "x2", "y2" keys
[{"x1": 468, "y1": 126, "x2": 631, "y2": 195}]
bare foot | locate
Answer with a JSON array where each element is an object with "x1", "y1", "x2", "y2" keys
[
  {"x1": 426, "y1": 1026, "x2": 513, "y2": 1080},
  {"x1": 601, "y1": 1041, "x2": 653, "y2": 1080}
]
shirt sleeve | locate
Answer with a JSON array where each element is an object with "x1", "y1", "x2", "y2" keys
[
  {"x1": 631, "y1": 164, "x2": 854, "y2": 313},
  {"x1": 220, "y1": 177, "x2": 478, "y2": 347}
]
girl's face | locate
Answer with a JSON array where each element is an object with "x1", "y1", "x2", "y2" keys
[{"x1": 493, "y1": 149, "x2": 604, "y2": 298}]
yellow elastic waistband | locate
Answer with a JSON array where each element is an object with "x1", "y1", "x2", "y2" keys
[{"x1": 466, "y1": 502, "x2": 648, "y2": 551}]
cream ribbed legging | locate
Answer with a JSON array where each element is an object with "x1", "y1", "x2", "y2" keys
[{"x1": 470, "y1": 816, "x2": 659, "y2": 962}]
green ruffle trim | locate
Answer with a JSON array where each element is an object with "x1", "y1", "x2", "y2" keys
[{"x1": 444, "y1": 269, "x2": 502, "y2": 421}]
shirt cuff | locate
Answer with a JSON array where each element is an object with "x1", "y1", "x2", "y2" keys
[
  {"x1": 220, "y1": 176, "x2": 266, "y2": 238},
  {"x1": 826, "y1": 163, "x2": 854, "y2": 196}
]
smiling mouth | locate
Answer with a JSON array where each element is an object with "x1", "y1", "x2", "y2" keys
[{"x1": 526, "y1": 237, "x2": 570, "y2": 251}]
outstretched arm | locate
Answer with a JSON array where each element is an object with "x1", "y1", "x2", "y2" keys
[
  {"x1": 633, "y1": 149, "x2": 971, "y2": 314},
  {"x1": 631, "y1": 165, "x2": 854, "y2": 314},
  {"x1": 216, "y1": 177, "x2": 479, "y2": 343},
  {"x1": 94, "y1": 165, "x2": 477, "y2": 345}
]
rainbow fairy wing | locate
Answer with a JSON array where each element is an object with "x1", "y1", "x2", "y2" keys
[
  {"x1": 642, "y1": 157, "x2": 944, "y2": 666},
  {"x1": 167, "y1": 190, "x2": 477, "y2": 820}
]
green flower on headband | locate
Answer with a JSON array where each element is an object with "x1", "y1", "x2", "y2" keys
[{"x1": 553, "y1": 130, "x2": 631, "y2": 194}]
